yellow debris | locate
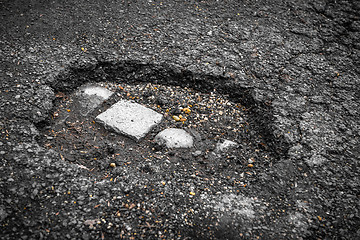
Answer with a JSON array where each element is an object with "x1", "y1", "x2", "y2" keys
[
  {"x1": 172, "y1": 115, "x2": 180, "y2": 121},
  {"x1": 189, "y1": 192, "x2": 195, "y2": 196},
  {"x1": 110, "y1": 163, "x2": 116, "y2": 168},
  {"x1": 183, "y1": 108, "x2": 191, "y2": 114}
]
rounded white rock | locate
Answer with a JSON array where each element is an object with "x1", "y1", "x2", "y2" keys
[{"x1": 155, "y1": 128, "x2": 194, "y2": 148}]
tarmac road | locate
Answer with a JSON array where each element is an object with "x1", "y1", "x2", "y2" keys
[{"x1": 1, "y1": 0, "x2": 359, "y2": 239}]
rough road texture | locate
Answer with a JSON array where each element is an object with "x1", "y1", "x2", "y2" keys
[{"x1": 1, "y1": 0, "x2": 359, "y2": 239}]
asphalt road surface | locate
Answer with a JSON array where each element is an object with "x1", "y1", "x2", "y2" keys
[{"x1": 1, "y1": 0, "x2": 359, "y2": 239}]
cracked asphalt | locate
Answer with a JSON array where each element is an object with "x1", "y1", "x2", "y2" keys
[{"x1": 1, "y1": 0, "x2": 359, "y2": 239}]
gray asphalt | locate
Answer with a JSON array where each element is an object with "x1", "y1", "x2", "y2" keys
[{"x1": 1, "y1": 0, "x2": 359, "y2": 239}]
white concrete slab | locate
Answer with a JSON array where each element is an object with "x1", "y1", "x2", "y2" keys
[
  {"x1": 96, "y1": 100, "x2": 163, "y2": 141},
  {"x1": 155, "y1": 128, "x2": 194, "y2": 148}
]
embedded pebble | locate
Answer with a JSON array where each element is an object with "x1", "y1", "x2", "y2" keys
[
  {"x1": 155, "y1": 128, "x2": 194, "y2": 148},
  {"x1": 215, "y1": 139, "x2": 239, "y2": 152},
  {"x1": 80, "y1": 85, "x2": 114, "y2": 100},
  {"x1": 306, "y1": 154, "x2": 327, "y2": 166},
  {"x1": 192, "y1": 150, "x2": 202, "y2": 157},
  {"x1": 76, "y1": 85, "x2": 114, "y2": 116}
]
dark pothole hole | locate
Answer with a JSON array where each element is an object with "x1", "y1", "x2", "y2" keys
[{"x1": 38, "y1": 59, "x2": 282, "y2": 182}]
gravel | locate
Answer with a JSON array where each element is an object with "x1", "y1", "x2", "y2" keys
[{"x1": 1, "y1": 0, "x2": 359, "y2": 239}]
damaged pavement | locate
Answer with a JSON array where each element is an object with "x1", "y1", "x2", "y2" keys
[{"x1": 0, "y1": 0, "x2": 359, "y2": 239}]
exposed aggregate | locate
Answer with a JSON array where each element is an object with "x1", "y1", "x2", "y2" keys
[
  {"x1": 1, "y1": 0, "x2": 359, "y2": 239},
  {"x1": 25, "y1": 81, "x2": 273, "y2": 239}
]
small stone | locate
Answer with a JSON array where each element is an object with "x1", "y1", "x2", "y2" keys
[
  {"x1": 172, "y1": 115, "x2": 181, "y2": 121},
  {"x1": 215, "y1": 139, "x2": 239, "y2": 152},
  {"x1": 182, "y1": 108, "x2": 191, "y2": 114},
  {"x1": 76, "y1": 85, "x2": 114, "y2": 116},
  {"x1": 80, "y1": 85, "x2": 113, "y2": 100},
  {"x1": 306, "y1": 154, "x2": 327, "y2": 166},
  {"x1": 155, "y1": 128, "x2": 194, "y2": 148},
  {"x1": 179, "y1": 117, "x2": 187, "y2": 122},
  {"x1": 192, "y1": 150, "x2": 202, "y2": 157}
]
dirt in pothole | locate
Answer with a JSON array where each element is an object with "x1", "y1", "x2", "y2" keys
[{"x1": 39, "y1": 81, "x2": 275, "y2": 193}]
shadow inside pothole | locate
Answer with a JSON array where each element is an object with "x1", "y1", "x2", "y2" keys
[{"x1": 37, "y1": 60, "x2": 278, "y2": 185}]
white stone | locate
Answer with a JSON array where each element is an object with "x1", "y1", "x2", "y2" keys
[
  {"x1": 76, "y1": 85, "x2": 114, "y2": 116},
  {"x1": 96, "y1": 100, "x2": 163, "y2": 141},
  {"x1": 215, "y1": 139, "x2": 239, "y2": 152},
  {"x1": 80, "y1": 85, "x2": 114, "y2": 100},
  {"x1": 155, "y1": 128, "x2": 194, "y2": 148},
  {"x1": 306, "y1": 154, "x2": 327, "y2": 166}
]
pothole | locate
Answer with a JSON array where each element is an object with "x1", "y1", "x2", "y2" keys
[
  {"x1": 36, "y1": 60, "x2": 280, "y2": 195},
  {"x1": 39, "y1": 78, "x2": 274, "y2": 187},
  {"x1": 32, "y1": 61, "x2": 283, "y2": 237}
]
